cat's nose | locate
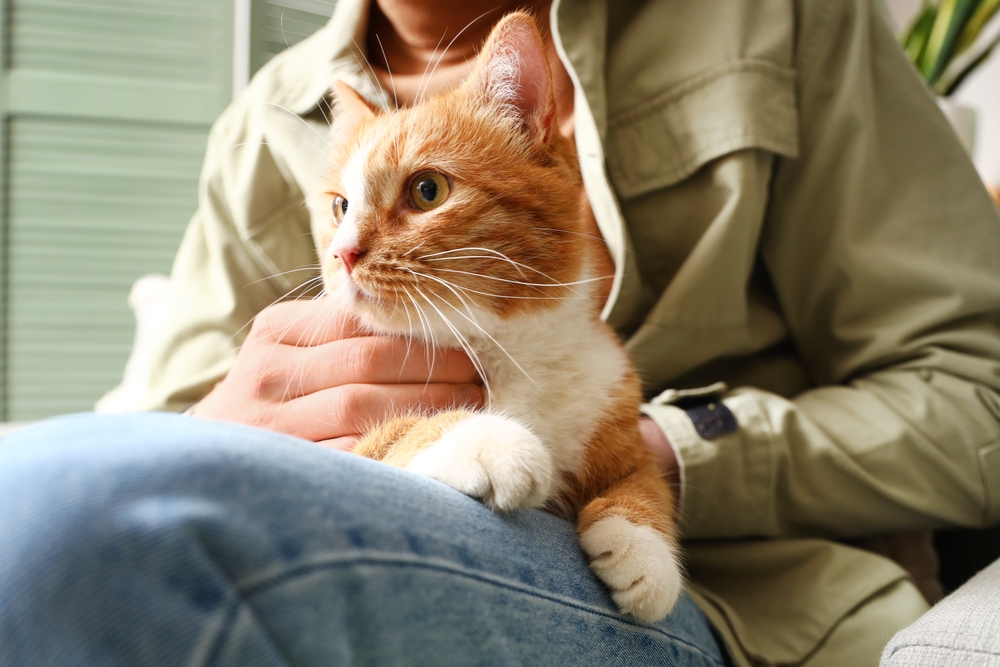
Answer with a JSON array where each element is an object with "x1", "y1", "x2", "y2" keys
[{"x1": 334, "y1": 245, "x2": 365, "y2": 275}]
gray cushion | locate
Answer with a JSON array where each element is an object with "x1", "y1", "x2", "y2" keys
[{"x1": 882, "y1": 557, "x2": 1000, "y2": 666}]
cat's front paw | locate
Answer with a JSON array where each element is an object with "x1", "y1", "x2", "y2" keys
[
  {"x1": 579, "y1": 515, "x2": 683, "y2": 623},
  {"x1": 405, "y1": 413, "x2": 554, "y2": 511}
]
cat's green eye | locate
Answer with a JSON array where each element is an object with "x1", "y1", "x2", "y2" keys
[
  {"x1": 332, "y1": 195, "x2": 348, "y2": 224},
  {"x1": 409, "y1": 172, "x2": 450, "y2": 212}
]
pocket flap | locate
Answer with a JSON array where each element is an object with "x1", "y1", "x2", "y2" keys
[{"x1": 607, "y1": 60, "x2": 799, "y2": 199}]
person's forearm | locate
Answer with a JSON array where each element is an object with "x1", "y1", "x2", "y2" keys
[{"x1": 638, "y1": 417, "x2": 679, "y2": 492}]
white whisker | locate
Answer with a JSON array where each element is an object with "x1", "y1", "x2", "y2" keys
[
  {"x1": 416, "y1": 9, "x2": 497, "y2": 106},
  {"x1": 431, "y1": 268, "x2": 610, "y2": 289},
  {"x1": 401, "y1": 240, "x2": 427, "y2": 257},
  {"x1": 246, "y1": 265, "x2": 321, "y2": 286},
  {"x1": 374, "y1": 34, "x2": 398, "y2": 110},
  {"x1": 269, "y1": 103, "x2": 332, "y2": 148},
  {"x1": 403, "y1": 268, "x2": 477, "y2": 322},
  {"x1": 410, "y1": 284, "x2": 492, "y2": 399},
  {"x1": 402, "y1": 286, "x2": 437, "y2": 388},
  {"x1": 350, "y1": 38, "x2": 392, "y2": 111}
]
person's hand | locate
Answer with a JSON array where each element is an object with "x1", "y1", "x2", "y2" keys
[
  {"x1": 192, "y1": 298, "x2": 484, "y2": 450},
  {"x1": 639, "y1": 417, "x2": 679, "y2": 491}
]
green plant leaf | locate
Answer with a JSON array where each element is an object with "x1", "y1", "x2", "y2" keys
[
  {"x1": 923, "y1": 0, "x2": 982, "y2": 85},
  {"x1": 939, "y1": 27, "x2": 1000, "y2": 93},
  {"x1": 902, "y1": 2, "x2": 939, "y2": 73},
  {"x1": 955, "y1": 0, "x2": 1000, "y2": 53}
]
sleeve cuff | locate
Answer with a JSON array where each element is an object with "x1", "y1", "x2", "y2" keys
[{"x1": 641, "y1": 389, "x2": 775, "y2": 539}]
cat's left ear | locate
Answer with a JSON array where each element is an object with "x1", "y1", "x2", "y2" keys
[
  {"x1": 465, "y1": 12, "x2": 557, "y2": 142},
  {"x1": 331, "y1": 79, "x2": 379, "y2": 137}
]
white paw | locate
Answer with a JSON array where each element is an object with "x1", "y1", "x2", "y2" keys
[
  {"x1": 579, "y1": 515, "x2": 683, "y2": 623},
  {"x1": 405, "y1": 413, "x2": 554, "y2": 511}
]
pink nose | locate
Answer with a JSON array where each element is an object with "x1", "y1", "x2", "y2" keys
[{"x1": 334, "y1": 245, "x2": 364, "y2": 275}]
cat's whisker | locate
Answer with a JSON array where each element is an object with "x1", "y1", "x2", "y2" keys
[
  {"x1": 374, "y1": 34, "x2": 398, "y2": 110},
  {"x1": 402, "y1": 269, "x2": 476, "y2": 316},
  {"x1": 402, "y1": 286, "x2": 438, "y2": 388},
  {"x1": 418, "y1": 248, "x2": 529, "y2": 280},
  {"x1": 282, "y1": 304, "x2": 330, "y2": 406},
  {"x1": 246, "y1": 264, "x2": 322, "y2": 286},
  {"x1": 430, "y1": 268, "x2": 611, "y2": 289},
  {"x1": 401, "y1": 240, "x2": 427, "y2": 257},
  {"x1": 407, "y1": 274, "x2": 536, "y2": 390},
  {"x1": 441, "y1": 293, "x2": 538, "y2": 390},
  {"x1": 535, "y1": 227, "x2": 635, "y2": 255},
  {"x1": 423, "y1": 255, "x2": 542, "y2": 281},
  {"x1": 533, "y1": 226, "x2": 617, "y2": 246},
  {"x1": 413, "y1": 32, "x2": 448, "y2": 111},
  {"x1": 278, "y1": 12, "x2": 289, "y2": 48},
  {"x1": 260, "y1": 295, "x2": 330, "y2": 398},
  {"x1": 314, "y1": 92, "x2": 334, "y2": 127},
  {"x1": 396, "y1": 291, "x2": 417, "y2": 382},
  {"x1": 226, "y1": 276, "x2": 325, "y2": 345},
  {"x1": 268, "y1": 103, "x2": 332, "y2": 148},
  {"x1": 410, "y1": 284, "x2": 492, "y2": 399},
  {"x1": 416, "y1": 245, "x2": 571, "y2": 284},
  {"x1": 350, "y1": 38, "x2": 393, "y2": 112},
  {"x1": 415, "y1": 9, "x2": 497, "y2": 107},
  {"x1": 429, "y1": 267, "x2": 605, "y2": 309},
  {"x1": 393, "y1": 267, "x2": 597, "y2": 302}
]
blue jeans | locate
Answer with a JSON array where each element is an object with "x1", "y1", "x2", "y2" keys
[{"x1": 0, "y1": 413, "x2": 725, "y2": 666}]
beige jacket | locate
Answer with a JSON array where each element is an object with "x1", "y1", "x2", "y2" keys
[{"x1": 137, "y1": 0, "x2": 1000, "y2": 663}]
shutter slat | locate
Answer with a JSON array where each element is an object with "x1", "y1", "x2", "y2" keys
[{"x1": 6, "y1": 117, "x2": 206, "y2": 420}]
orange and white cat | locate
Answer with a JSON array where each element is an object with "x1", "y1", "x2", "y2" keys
[{"x1": 318, "y1": 12, "x2": 682, "y2": 623}]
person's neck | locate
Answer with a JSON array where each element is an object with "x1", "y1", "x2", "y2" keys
[{"x1": 367, "y1": 0, "x2": 552, "y2": 103}]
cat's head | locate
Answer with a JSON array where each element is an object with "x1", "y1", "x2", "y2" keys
[{"x1": 318, "y1": 12, "x2": 593, "y2": 338}]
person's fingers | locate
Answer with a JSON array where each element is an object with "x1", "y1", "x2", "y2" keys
[
  {"x1": 274, "y1": 337, "x2": 480, "y2": 398},
  {"x1": 272, "y1": 382, "x2": 485, "y2": 441},
  {"x1": 317, "y1": 436, "x2": 360, "y2": 452},
  {"x1": 249, "y1": 298, "x2": 365, "y2": 347}
]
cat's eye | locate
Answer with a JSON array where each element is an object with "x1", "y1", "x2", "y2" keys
[
  {"x1": 332, "y1": 195, "x2": 348, "y2": 224},
  {"x1": 409, "y1": 172, "x2": 450, "y2": 212}
]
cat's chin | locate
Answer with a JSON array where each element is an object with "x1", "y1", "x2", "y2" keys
[{"x1": 326, "y1": 273, "x2": 405, "y2": 335}]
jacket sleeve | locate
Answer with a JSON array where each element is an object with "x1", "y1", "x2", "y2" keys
[
  {"x1": 132, "y1": 92, "x2": 316, "y2": 412},
  {"x1": 643, "y1": 0, "x2": 1000, "y2": 539}
]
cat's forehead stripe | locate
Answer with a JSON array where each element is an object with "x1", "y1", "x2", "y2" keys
[{"x1": 344, "y1": 133, "x2": 377, "y2": 212}]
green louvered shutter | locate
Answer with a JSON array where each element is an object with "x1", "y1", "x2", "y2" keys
[
  {"x1": 1, "y1": 0, "x2": 233, "y2": 420},
  {"x1": 249, "y1": 0, "x2": 335, "y2": 76}
]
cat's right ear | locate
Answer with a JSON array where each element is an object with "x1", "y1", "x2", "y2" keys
[
  {"x1": 465, "y1": 12, "x2": 556, "y2": 143},
  {"x1": 331, "y1": 80, "x2": 378, "y2": 136}
]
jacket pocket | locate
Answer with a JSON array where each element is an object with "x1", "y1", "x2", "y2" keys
[
  {"x1": 606, "y1": 60, "x2": 799, "y2": 200},
  {"x1": 686, "y1": 539, "x2": 913, "y2": 666}
]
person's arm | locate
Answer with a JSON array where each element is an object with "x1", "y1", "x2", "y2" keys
[{"x1": 644, "y1": 0, "x2": 1000, "y2": 540}]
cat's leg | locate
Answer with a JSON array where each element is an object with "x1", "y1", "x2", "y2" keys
[
  {"x1": 577, "y1": 462, "x2": 683, "y2": 624},
  {"x1": 355, "y1": 411, "x2": 555, "y2": 511}
]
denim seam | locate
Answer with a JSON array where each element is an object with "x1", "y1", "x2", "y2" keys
[
  {"x1": 194, "y1": 539, "x2": 295, "y2": 667},
  {"x1": 237, "y1": 553, "x2": 726, "y2": 665},
  {"x1": 203, "y1": 602, "x2": 242, "y2": 667}
]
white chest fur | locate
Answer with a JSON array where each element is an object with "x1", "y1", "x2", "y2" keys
[{"x1": 467, "y1": 302, "x2": 630, "y2": 479}]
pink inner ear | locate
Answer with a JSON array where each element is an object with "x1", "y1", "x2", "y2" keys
[
  {"x1": 479, "y1": 15, "x2": 555, "y2": 138},
  {"x1": 331, "y1": 79, "x2": 378, "y2": 137}
]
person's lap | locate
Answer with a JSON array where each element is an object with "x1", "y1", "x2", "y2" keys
[{"x1": 0, "y1": 412, "x2": 725, "y2": 666}]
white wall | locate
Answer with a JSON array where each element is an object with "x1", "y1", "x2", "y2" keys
[{"x1": 885, "y1": 0, "x2": 1000, "y2": 186}]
